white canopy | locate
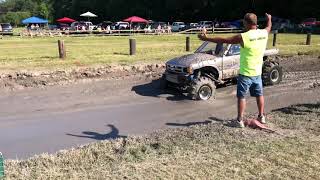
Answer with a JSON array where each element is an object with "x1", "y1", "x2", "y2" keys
[{"x1": 80, "y1": 12, "x2": 97, "y2": 17}]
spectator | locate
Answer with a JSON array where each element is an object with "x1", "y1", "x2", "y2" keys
[
  {"x1": 157, "y1": 24, "x2": 162, "y2": 35},
  {"x1": 106, "y1": 25, "x2": 111, "y2": 34},
  {"x1": 167, "y1": 25, "x2": 172, "y2": 34}
]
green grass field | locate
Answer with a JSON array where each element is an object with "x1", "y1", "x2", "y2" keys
[
  {"x1": 5, "y1": 103, "x2": 320, "y2": 179},
  {"x1": 0, "y1": 33, "x2": 319, "y2": 72}
]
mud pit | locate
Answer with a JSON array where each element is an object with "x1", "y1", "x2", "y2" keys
[{"x1": 0, "y1": 55, "x2": 319, "y2": 159}]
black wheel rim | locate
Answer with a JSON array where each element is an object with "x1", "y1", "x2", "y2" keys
[
  {"x1": 270, "y1": 69, "x2": 280, "y2": 82},
  {"x1": 199, "y1": 85, "x2": 212, "y2": 100}
]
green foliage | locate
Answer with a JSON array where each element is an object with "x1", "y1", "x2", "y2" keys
[
  {"x1": 0, "y1": 11, "x2": 31, "y2": 26},
  {"x1": 50, "y1": 0, "x2": 320, "y2": 23},
  {"x1": 37, "y1": 2, "x2": 50, "y2": 19},
  {"x1": 0, "y1": 0, "x2": 51, "y2": 25}
]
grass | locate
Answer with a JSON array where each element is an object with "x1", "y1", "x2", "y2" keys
[
  {"x1": 0, "y1": 33, "x2": 319, "y2": 72},
  {"x1": 5, "y1": 103, "x2": 320, "y2": 179}
]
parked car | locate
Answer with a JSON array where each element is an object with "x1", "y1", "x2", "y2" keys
[
  {"x1": 0, "y1": 23, "x2": 13, "y2": 35},
  {"x1": 114, "y1": 21, "x2": 130, "y2": 30},
  {"x1": 161, "y1": 41, "x2": 282, "y2": 101},
  {"x1": 97, "y1": 21, "x2": 113, "y2": 30},
  {"x1": 188, "y1": 23, "x2": 199, "y2": 29},
  {"x1": 150, "y1": 22, "x2": 167, "y2": 29},
  {"x1": 57, "y1": 23, "x2": 70, "y2": 30},
  {"x1": 172, "y1": 22, "x2": 186, "y2": 32},
  {"x1": 301, "y1": 18, "x2": 320, "y2": 26},
  {"x1": 297, "y1": 18, "x2": 320, "y2": 33},
  {"x1": 71, "y1": 21, "x2": 95, "y2": 31},
  {"x1": 272, "y1": 18, "x2": 293, "y2": 32},
  {"x1": 199, "y1": 21, "x2": 213, "y2": 28}
]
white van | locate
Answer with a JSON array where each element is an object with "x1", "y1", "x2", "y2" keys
[
  {"x1": 115, "y1": 22, "x2": 130, "y2": 30},
  {"x1": 172, "y1": 22, "x2": 186, "y2": 32}
]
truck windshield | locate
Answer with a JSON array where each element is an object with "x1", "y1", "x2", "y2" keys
[
  {"x1": 195, "y1": 42, "x2": 224, "y2": 55},
  {"x1": 1, "y1": 24, "x2": 11, "y2": 28}
]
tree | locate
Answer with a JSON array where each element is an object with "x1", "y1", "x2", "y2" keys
[{"x1": 0, "y1": 11, "x2": 31, "y2": 26}]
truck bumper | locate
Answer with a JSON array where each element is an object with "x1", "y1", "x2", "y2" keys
[{"x1": 165, "y1": 71, "x2": 190, "y2": 85}]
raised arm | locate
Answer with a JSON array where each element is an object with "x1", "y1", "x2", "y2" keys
[
  {"x1": 265, "y1": 13, "x2": 272, "y2": 33},
  {"x1": 198, "y1": 33, "x2": 243, "y2": 47}
]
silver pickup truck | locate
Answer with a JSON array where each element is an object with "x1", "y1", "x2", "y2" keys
[{"x1": 162, "y1": 41, "x2": 283, "y2": 101}]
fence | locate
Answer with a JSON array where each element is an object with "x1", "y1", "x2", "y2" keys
[
  {"x1": 18, "y1": 27, "x2": 243, "y2": 37},
  {"x1": 54, "y1": 33, "x2": 315, "y2": 59},
  {"x1": 178, "y1": 27, "x2": 243, "y2": 34}
]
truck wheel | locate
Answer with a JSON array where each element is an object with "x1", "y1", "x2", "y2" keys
[
  {"x1": 262, "y1": 61, "x2": 283, "y2": 86},
  {"x1": 189, "y1": 77, "x2": 216, "y2": 101}
]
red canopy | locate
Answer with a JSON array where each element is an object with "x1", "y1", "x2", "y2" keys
[
  {"x1": 123, "y1": 16, "x2": 148, "y2": 23},
  {"x1": 57, "y1": 17, "x2": 76, "y2": 23}
]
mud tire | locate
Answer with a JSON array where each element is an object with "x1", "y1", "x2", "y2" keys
[
  {"x1": 262, "y1": 61, "x2": 283, "y2": 86},
  {"x1": 188, "y1": 76, "x2": 216, "y2": 101}
]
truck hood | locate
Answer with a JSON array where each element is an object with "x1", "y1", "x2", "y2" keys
[{"x1": 166, "y1": 53, "x2": 215, "y2": 67}]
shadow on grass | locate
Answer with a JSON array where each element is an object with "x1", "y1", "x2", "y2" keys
[
  {"x1": 209, "y1": 117, "x2": 240, "y2": 128},
  {"x1": 66, "y1": 124, "x2": 127, "y2": 140},
  {"x1": 131, "y1": 78, "x2": 192, "y2": 101},
  {"x1": 113, "y1": 52, "x2": 129, "y2": 56},
  {"x1": 166, "y1": 118, "x2": 239, "y2": 128},
  {"x1": 272, "y1": 103, "x2": 320, "y2": 115}
]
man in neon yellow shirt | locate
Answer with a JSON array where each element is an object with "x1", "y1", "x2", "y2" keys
[{"x1": 199, "y1": 13, "x2": 272, "y2": 128}]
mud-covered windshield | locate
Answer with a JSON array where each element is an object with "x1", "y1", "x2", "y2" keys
[{"x1": 195, "y1": 42, "x2": 224, "y2": 56}]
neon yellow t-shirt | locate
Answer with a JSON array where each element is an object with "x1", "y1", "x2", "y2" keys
[{"x1": 240, "y1": 29, "x2": 268, "y2": 77}]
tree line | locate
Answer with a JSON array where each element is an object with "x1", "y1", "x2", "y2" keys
[{"x1": 0, "y1": 0, "x2": 319, "y2": 26}]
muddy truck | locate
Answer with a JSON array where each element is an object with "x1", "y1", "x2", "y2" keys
[{"x1": 162, "y1": 41, "x2": 283, "y2": 101}]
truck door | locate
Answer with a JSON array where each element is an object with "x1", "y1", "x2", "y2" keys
[{"x1": 222, "y1": 44, "x2": 241, "y2": 79}]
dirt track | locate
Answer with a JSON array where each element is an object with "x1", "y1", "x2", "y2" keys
[{"x1": 0, "y1": 55, "x2": 319, "y2": 159}]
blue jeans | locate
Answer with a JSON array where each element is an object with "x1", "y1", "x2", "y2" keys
[{"x1": 237, "y1": 75, "x2": 263, "y2": 98}]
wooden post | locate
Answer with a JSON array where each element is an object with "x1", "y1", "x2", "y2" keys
[
  {"x1": 129, "y1": 39, "x2": 136, "y2": 55},
  {"x1": 272, "y1": 31, "x2": 278, "y2": 47},
  {"x1": 306, "y1": 33, "x2": 312, "y2": 45},
  {"x1": 186, "y1": 36, "x2": 190, "y2": 52},
  {"x1": 58, "y1": 40, "x2": 66, "y2": 59}
]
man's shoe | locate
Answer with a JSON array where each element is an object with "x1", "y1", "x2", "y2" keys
[
  {"x1": 235, "y1": 120, "x2": 245, "y2": 128},
  {"x1": 258, "y1": 115, "x2": 266, "y2": 124}
]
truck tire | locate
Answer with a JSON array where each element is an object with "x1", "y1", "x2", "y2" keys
[
  {"x1": 262, "y1": 61, "x2": 283, "y2": 86},
  {"x1": 188, "y1": 77, "x2": 216, "y2": 101}
]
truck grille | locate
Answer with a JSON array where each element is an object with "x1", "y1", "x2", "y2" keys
[{"x1": 166, "y1": 64, "x2": 186, "y2": 73}]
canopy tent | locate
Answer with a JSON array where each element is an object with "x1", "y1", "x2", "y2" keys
[
  {"x1": 22, "y1": 16, "x2": 48, "y2": 24},
  {"x1": 80, "y1": 12, "x2": 97, "y2": 21},
  {"x1": 57, "y1": 17, "x2": 76, "y2": 23},
  {"x1": 80, "y1": 12, "x2": 97, "y2": 18},
  {"x1": 123, "y1": 16, "x2": 148, "y2": 23}
]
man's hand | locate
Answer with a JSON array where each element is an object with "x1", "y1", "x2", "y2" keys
[
  {"x1": 265, "y1": 13, "x2": 272, "y2": 21},
  {"x1": 198, "y1": 33, "x2": 207, "y2": 41},
  {"x1": 198, "y1": 27, "x2": 208, "y2": 41},
  {"x1": 265, "y1": 13, "x2": 272, "y2": 33}
]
